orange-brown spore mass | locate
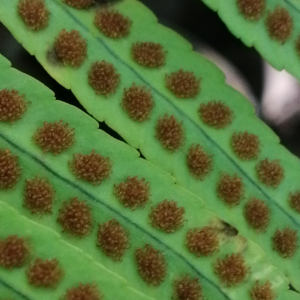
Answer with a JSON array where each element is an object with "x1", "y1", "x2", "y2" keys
[
  {"x1": 62, "y1": 283, "x2": 102, "y2": 300},
  {"x1": 173, "y1": 275, "x2": 203, "y2": 300},
  {"x1": 0, "y1": 89, "x2": 28, "y2": 123},
  {"x1": 88, "y1": 60, "x2": 120, "y2": 96},
  {"x1": 69, "y1": 150, "x2": 111, "y2": 185},
  {"x1": 186, "y1": 226, "x2": 219, "y2": 256},
  {"x1": 214, "y1": 253, "x2": 248, "y2": 286},
  {"x1": 94, "y1": 9, "x2": 131, "y2": 38},
  {"x1": 155, "y1": 114, "x2": 184, "y2": 151},
  {"x1": 237, "y1": 0, "x2": 266, "y2": 20},
  {"x1": 231, "y1": 132, "x2": 260, "y2": 160},
  {"x1": 244, "y1": 198, "x2": 270, "y2": 231},
  {"x1": 57, "y1": 197, "x2": 93, "y2": 237},
  {"x1": 24, "y1": 176, "x2": 55, "y2": 214},
  {"x1": 216, "y1": 173, "x2": 244, "y2": 206},
  {"x1": 63, "y1": 0, "x2": 94, "y2": 9},
  {"x1": 0, "y1": 235, "x2": 29, "y2": 269},
  {"x1": 27, "y1": 258, "x2": 63, "y2": 287},
  {"x1": 122, "y1": 84, "x2": 154, "y2": 122},
  {"x1": 114, "y1": 176, "x2": 150, "y2": 210},
  {"x1": 18, "y1": 0, "x2": 49, "y2": 30},
  {"x1": 256, "y1": 158, "x2": 284, "y2": 188},
  {"x1": 289, "y1": 191, "x2": 300, "y2": 213},
  {"x1": 187, "y1": 144, "x2": 213, "y2": 180},
  {"x1": 250, "y1": 281, "x2": 275, "y2": 300},
  {"x1": 199, "y1": 101, "x2": 233, "y2": 128},
  {"x1": 0, "y1": 149, "x2": 21, "y2": 189},
  {"x1": 266, "y1": 7, "x2": 293, "y2": 43},
  {"x1": 272, "y1": 228, "x2": 298, "y2": 258},
  {"x1": 33, "y1": 120, "x2": 75, "y2": 155},
  {"x1": 166, "y1": 69, "x2": 200, "y2": 99},
  {"x1": 149, "y1": 200, "x2": 185, "y2": 233},
  {"x1": 97, "y1": 219, "x2": 128, "y2": 261},
  {"x1": 54, "y1": 29, "x2": 87, "y2": 67},
  {"x1": 135, "y1": 244, "x2": 166, "y2": 286},
  {"x1": 132, "y1": 42, "x2": 166, "y2": 68}
]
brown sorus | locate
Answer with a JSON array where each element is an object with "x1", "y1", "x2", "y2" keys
[
  {"x1": 18, "y1": 0, "x2": 49, "y2": 30},
  {"x1": 94, "y1": 9, "x2": 131, "y2": 38},
  {"x1": 216, "y1": 173, "x2": 244, "y2": 206},
  {"x1": 289, "y1": 191, "x2": 300, "y2": 213},
  {"x1": 214, "y1": 253, "x2": 248, "y2": 286},
  {"x1": 135, "y1": 244, "x2": 166, "y2": 286},
  {"x1": 173, "y1": 275, "x2": 203, "y2": 300},
  {"x1": 0, "y1": 89, "x2": 28, "y2": 123},
  {"x1": 97, "y1": 219, "x2": 129, "y2": 261},
  {"x1": 256, "y1": 158, "x2": 284, "y2": 188},
  {"x1": 132, "y1": 42, "x2": 166, "y2": 68},
  {"x1": 250, "y1": 281, "x2": 275, "y2": 300},
  {"x1": 27, "y1": 258, "x2": 64, "y2": 288},
  {"x1": 149, "y1": 200, "x2": 185, "y2": 233},
  {"x1": 199, "y1": 100, "x2": 233, "y2": 129},
  {"x1": 88, "y1": 60, "x2": 120, "y2": 96},
  {"x1": 57, "y1": 197, "x2": 93, "y2": 237},
  {"x1": 62, "y1": 283, "x2": 102, "y2": 300},
  {"x1": 187, "y1": 144, "x2": 213, "y2": 180},
  {"x1": 24, "y1": 176, "x2": 55, "y2": 214},
  {"x1": 69, "y1": 150, "x2": 111, "y2": 185},
  {"x1": 266, "y1": 6, "x2": 293, "y2": 43},
  {"x1": 122, "y1": 84, "x2": 154, "y2": 122},
  {"x1": 0, "y1": 235, "x2": 29, "y2": 269},
  {"x1": 63, "y1": 0, "x2": 94, "y2": 9},
  {"x1": 33, "y1": 120, "x2": 75, "y2": 155},
  {"x1": 231, "y1": 132, "x2": 260, "y2": 160},
  {"x1": 237, "y1": 0, "x2": 266, "y2": 20},
  {"x1": 155, "y1": 114, "x2": 184, "y2": 152},
  {"x1": 54, "y1": 29, "x2": 87, "y2": 67},
  {"x1": 114, "y1": 176, "x2": 150, "y2": 210},
  {"x1": 166, "y1": 69, "x2": 200, "y2": 99},
  {"x1": 272, "y1": 227, "x2": 298, "y2": 258},
  {"x1": 0, "y1": 148, "x2": 21, "y2": 189},
  {"x1": 186, "y1": 226, "x2": 218, "y2": 256}
]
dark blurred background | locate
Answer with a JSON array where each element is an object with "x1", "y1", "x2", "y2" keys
[{"x1": 1, "y1": 0, "x2": 300, "y2": 156}]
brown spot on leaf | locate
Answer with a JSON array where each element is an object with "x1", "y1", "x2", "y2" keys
[
  {"x1": 0, "y1": 235, "x2": 29, "y2": 269},
  {"x1": 186, "y1": 226, "x2": 219, "y2": 256},
  {"x1": 289, "y1": 191, "x2": 300, "y2": 214},
  {"x1": 250, "y1": 281, "x2": 275, "y2": 300},
  {"x1": 266, "y1": 6, "x2": 293, "y2": 43},
  {"x1": 132, "y1": 42, "x2": 166, "y2": 68},
  {"x1": 88, "y1": 60, "x2": 120, "y2": 96},
  {"x1": 24, "y1": 176, "x2": 55, "y2": 214},
  {"x1": 155, "y1": 114, "x2": 184, "y2": 152},
  {"x1": 216, "y1": 173, "x2": 244, "y2": 206},
  {"x1": 33, "y1": 120, "x2": 75, "y2": 155},
  {"x1": 62, "y1": 283, "x2": 102, "y2": 300},
  {"x1": 166, "y1": 69, "x2": 200, "y2": 99},
  {"x1": 273, "y1": 228, "x2": 297, "y2": 258},
  {"x1": 135, "y1": 244, "x2": 166, "y2": 286},
  {"x1": 199, "y1": 101, "x2": 233, "y2": 129},
  {"x1": 69, "y1": 150, "x2": 111, "y2": 185},
  {"x1": 0, "y1": 89, "x2": 28, "y2": 123},
  {"x1": 149, "y1": 200, "x2": 185, "y2": 233},
  {"x1": 97, "y1": 219, "x2": 129, "y2": 261},
  {"x1": 122, "y1": 84, "x2": 154, "y2": 122},
  {"x1": 0, "y1": 149, "x2": 21, "y2": 189},
  {"x1": 214, "y1": 253, "x2": 248, "y2": 286},
  {"x1": 237, "y1": 0, "x2": 266, "y2": 20},
  {"x1": 244, "y1": 198, "x2": 270, "y2": 231},
  {"x1": 57, "y1": 197, "x2": 93, "y2": 237},
  {"x1": 27, "y1": 258, "x2": 64, "y2": 288},
  {"x1": 231, "y1": 132, "x2": 260, "y2": 160},
  {"x1": 256, "y1": 158, "x2": 284, "y2": 188},
  {"x1": 54, "y1": 29, "x2": 87, "y2": 67},
  {"x1": 18, "y1": 0, "x2": 49, "y2": 30},
  {"x1": 94, "y1": 9, "x2": 131, "y2": 38},
  {"x1": 187, "y1": 144, "x2": 212, "y2": 180},
  {"x1": 63, "y1": 0, "x2": 94, "y2": 9},
  {"x1": 173, "y1": 275, "x2": 203, "y2": 300}
]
